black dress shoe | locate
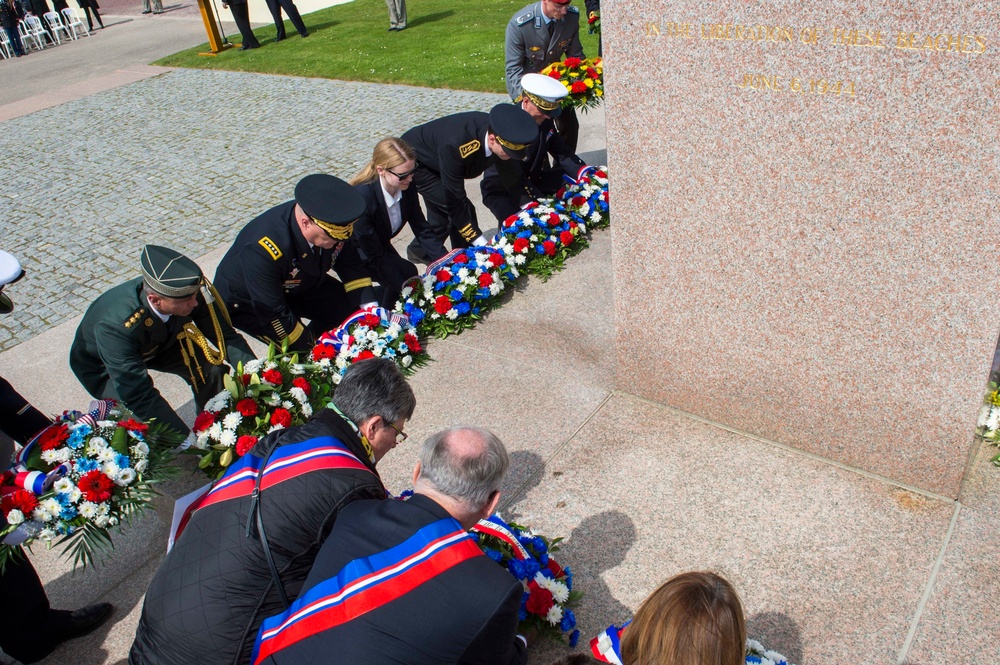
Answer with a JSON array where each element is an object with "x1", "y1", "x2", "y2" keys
[
  {"x1": 274, "y1": 35, "x2": 284, "y2": 41},
  {"x1": 299, "y1": 31, "x2": 308, "y2": 37},
  {"x1": 406, "y1": 245, "x2": 429, "y2": 264},
  {"x1": 141, "y1": 9, "x2": 151, "y2": 12},
  {"x1": 61, "y1": 603, "x2": 113, "y2": 641}
]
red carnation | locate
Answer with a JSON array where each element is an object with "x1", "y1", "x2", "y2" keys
[
  {"x1": 37, "y1": 424, "x2": 69, "y2": 452},
  {"x1": 602, "y1": 191, "x2": 609, "y2": 202},
  {"x1": 353, "y1": 350, "x2": 376, "y2": 363},
  {"x1": 586, "y1": 67, "x2": 599, "y2": 79},
  {"x1": 571, "y1": 81, "x2": 588, "y2": 95},
  {"x1": 571, "y1": 196, "x2": 586, "y2": 207},
  {"x1": 404, "y1": 333, "x2": 422, "y2": 352},
  {"x1": 548, "y1": 213, "x2": 561, "y2": 226},
  {"x1": 116, "y1": 418, "x2": 149, "y2": 434},
  {"x1": 78, "y1": 470, "x2": 115, "y2": 504},
  {"x1": 434, "y1": 296, "x2": 452, "y2": 315},
  {"x1": 547, "y1": 558, "x2": 564, "y2": 577},
  {"x1": 241, "y1": 373, "x2": 252, "y2": 386},
  {"x1": 270, "y1": 408, "x2": 292, "y2": 428},
  {"x1": 292, "y1": 377, "x2": 312, "y2": 396},
  {"x1": 362, "y1": 313, "x2": 381, "y2": 328},
  {"x1": 453, "y1": 254, "x2": 469, "y2": 264},
  {"x1": 262, "y1": 369, "x2": 283, "y2": 385},
  {"x1": 560, "y1": 230, "x2": 575, "y2": 246},
  {"x1": 513, "y1": 237, "x2": 530, "y2": 253},
  {"x1": 193, "y1": 411, "x2": 215, "y2": 433},
  {"x1": 563, "y1": 57, "x2": 582, "y2": 68},
  {"x1": 569, "y1": 221, "x2": 578, "y2": 230},
  {"x1": 556, "y1": 187, "x2": 566, "y2": 199},
  {"x1": 2, "y1": 489, "x2": 39, "y2": 517},
  {"x1": 547, "y1": 70, "x2": 562, "y2": 80},
  {"x1": 435, "y1": 269, "x2": 452, "y2": 283},
  {"x1": 596, "y1": 170, "x2": 607, "y2": 179},
  {"x1": 478, "y1": 273, "x2": 493, "y2": 288},
  {"x1": 312, "y1": 344, "x2": 336, "y2": 360},
  {"x1": 236, "y1": 399, "x2": 259, "y2": 417},
  {"x1": 525, "y1": 201, "x2": 539, "y2": 210},
  {"x1": 503, "y1": 214, "x2": 518, "y2": 228},
  {"x1": 487, "y1": 253, "x2": 504, "y2": 267},
  {"x1": 236, "y1": 435, "x2": 258, "y2": 456},
  {"x1": 525, "y1": 580, "x2": 555, "y2": 616},
  {"x1": 543, "y1": 241, "x2": 557, "y2": 256}
]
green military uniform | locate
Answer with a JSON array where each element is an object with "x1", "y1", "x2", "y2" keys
[{"x1": 70, "y1": 246, "x2": 255, "y2": 435}]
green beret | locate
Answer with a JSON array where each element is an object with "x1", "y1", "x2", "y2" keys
[{"x1": 140, "y1": 245, "x2": 203, "y2": 298}]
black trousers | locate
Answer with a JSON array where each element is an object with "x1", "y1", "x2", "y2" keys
[
  {"x1": 0, "y1": 556, "x2": 71, "y2": 664},
  {"x1": 228, "y1": 1, "x2": 260, "y2": 47},
  {"x1": 80, "y1": 4, "x2": 103, "y2": 29},
  {"x1": 264, "y1": 0, "x2": 306, "y2": 39},
  {"x1": 229, "y1": 276, "x2": 354, "y2": 353},
  {"x1": 0, "y1": 375, "x2": 50, "y2": 445},
  {"x1": 554, "y1": 107, "x2": 579, "y2": 154},
  {"x1": 409, "y1": 165, "x2": 477, "y2": 261}
]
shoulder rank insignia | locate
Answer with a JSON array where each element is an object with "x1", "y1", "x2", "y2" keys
[
  {"x1": 123, "y1": 307, "x2": 146, "y2": 330},
  {"x1": 258, "y1": 236, "x2": 283, "y2": 261},
  {"x1": 459, "y1": 140, "x2": 481, "y2": 159},
  {"x1": 566, "y1": 5, "x2": 578, "y2": 13},
  {"x1": 515, "y1": 11, "x2": 533, "y2": 25}
]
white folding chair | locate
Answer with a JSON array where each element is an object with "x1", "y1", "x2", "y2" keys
[
  {"x1": 24, "y1": 16, "x2": 55, "y2": 48},
  {"x1": 61, "y1": 8, "x2": 90, "y2": 38},
  {"x1": 44, "y1": 11, "x2": 73, "y2": 43},
  {"x1": 18, "y1": 20, "x2": 43, "y2": 51},
  {"x1": 0, "y1": 30, "x2": 11, "y2": 59}
]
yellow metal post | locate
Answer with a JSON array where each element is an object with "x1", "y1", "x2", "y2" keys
[{"x1": 196, "y1": 0, "x2": 235, "y2": 56}]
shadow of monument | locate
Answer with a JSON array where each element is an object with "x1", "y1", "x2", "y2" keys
[
  {"x1": 500, "y1": 450, "x2": 546, "y2": 516},
  {"x1": 747, "y1": 611, "x2": 803, "y2": 665}
]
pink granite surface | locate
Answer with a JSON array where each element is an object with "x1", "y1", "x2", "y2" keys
[{"x1": 605, "y1": 1, "x2": 999, "y2": 496}]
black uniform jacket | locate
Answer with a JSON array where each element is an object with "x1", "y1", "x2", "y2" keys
[
  {"x1": 69, "y1": 277, "x2": 254, "y2": 435},
  {"x1": 129, "y1": 408, "x2": 387, "y2": 665},
  {"x1": 214, "y1": 200, "x2": 376, "y2": 345},
  {"x1": 351, "y1": 178, "x2": 429, "y2": 277},
  {"x1": 401, "y1": 111, "x2": 499, "y2": 239},
  {"x1": 260, "y1": 493, "x2": 528, "y2": 665},
  {"x1": 492, "y1": 116, "x2": 586, "y2": 203}
]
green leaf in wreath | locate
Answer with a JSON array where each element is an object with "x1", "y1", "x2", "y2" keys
[
  {"x1": 220, "y1": 448, "x2": 234, "y2": 467},
  {"x1": 198, "y1": 452, "x2": 214, "y2": 469},
  {"x1": 110, "y1": 426, "x2": 130, "y2": 455},
  {"x1": 224, "y1": 373, "x2": 240, "y2": 400}
]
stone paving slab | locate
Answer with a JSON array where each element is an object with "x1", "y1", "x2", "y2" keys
[{"x1": 0, "y1": 69, "x2": 505, "y2": 352}]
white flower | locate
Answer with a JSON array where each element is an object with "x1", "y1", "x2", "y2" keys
[
  {"x1": 195, "y1": 433, "x2": 211, "y2": 449},
  {"x1": 457, "y1": 268, "x2": 470, "y2": 280},
  {"x1": 115, "y1": 468, "x2": 137, "y2": 486},
  {"x1": 401, "y1": 355, "x2": 413, "y2": 367},
  {"x1": 978, "y1": 406, "x2": 991, "y2": 428},
  {"x1": 290, "y1": 387, "x2": 309, "y2": 404},
  {"x1": 317, "y1": 358, "x2": 331, "y2": 369},
  {"x1": 386, "y1": 323, "x2": 401, "y2": 338},
  {"x1": 366, "y1": 330, "x2": 380, "y2": 342},
  {"x1": 41, "y1": 449, "x2": 61, "y2": 465},
  {"x1": 6, "y1": 509, "x2": 24, "y2": 525},
  {"x1": 263, "y1": 361, "x2": 277, "y2": 371},
  {"x1": 400, "y1": 285, "x2": 413, "y2": 298},
  {"x1": 132, "y1": 441, "x2": 150, "y2": 456},
  {"x1": 96, "y1": 421, "x2": 115, "y2": 429},
  {"x1": 78, "y1": 501, "x2": 99, "y2": 519},
  {"x1": 590, "y1": 211, "x2": 602, "y2": 223},
  {"x1": 489, "y1": 282, "x2": 502, "y2": 296},
  {"x1": 204, "y1": 390, "x2": 231, "y2": 413},
  {"x1": 94, "y1": 514, "x2": 110, "y2": 528},
  {"x1": 134, "y1": 459, "x2": 148, "y2": 473},
  {"x1": 32, "y1": 507, "x2": 50, "y2": 522},
  {"x1": 38, "y1": 528, "x2": 57, "y2": 541},
  {"x1": 39, "y1": 498, "x2": 62, "y2": 519},
  {"x1": 335, "y1": 356, "x2": 349, "y2": 370},
  {"x1": 223, "y1": 412, "x2": 243, "y2": 430},
  {"x1": 282, "y1": 400, "x2": 294, "y2": 410},
  {"x1": 331, "y1": 373, "x2": 342, "y2": 385},
  {"x1": 290, "y1": 364, "x2": 306, "y2": 375},
  {"x1": 545, "y1": 605, "x2": 563, "y2": 625},
  {"x1": 268, "y1": 393, "x2": 282, "y2": 407},
  {"x1": 533, "y1": 572, "x2": 570, "y2": 603},
  {"x1": 101, "y1": 462, "x2": 121, "y2": 478},
  {"x1": 267, "y1": 424, "x2": 286, "y2": 434},
  {"x1": 445, "y1": 309, "x2": 459, "y2": 320},
  {"x1": 244, "y1": 359, "x2": 262, "y2": 374},
  {"x1": 220, "y1": 430, "x2": 237, "y2": 448},
  {"x1": 86, "y1": 438, "x2": 108, "y2": 456},
  {"x1": 208, "y1": 423, "x2": 223, "y2": 441},
  {"x1": 513, "y1": 255, "x2": 526, "y2": 265},
  {"x1": 97, "y1": 447, "x2": 117, "y2": 463},
  {"x1": 988, "y1": 410, "x2": 1000, "y2": 432},
  {"x1": 54, "y1": 478, "x2": 75, "y2": 494},
  {"x1": 67, "y1": 487, "x2": 82, "y2": 503},
  {"x1": 301, "y1": 402, "x2": 313, "y2": 418}
]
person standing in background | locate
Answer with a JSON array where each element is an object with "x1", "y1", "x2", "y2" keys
[
  {"x1": 222, "y1": 0, "x2": 261, "y2": 50},
  {"x1": 384, "y1": 0, "x2": 405, "y2": 31},
  {"x1": 264, "y1": 0, "x2": 307, "y2": 41},
  {"x1": 1, "y1": 0, "x2": 27, "y2": 56},
  {"x1": 141, "y1": 0, "x2": 163, "y2": 16},
  {"x1": 77, "y1": 0, "x2": 103, "y2": 30}
]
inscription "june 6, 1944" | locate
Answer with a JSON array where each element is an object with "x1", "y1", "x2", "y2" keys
[{"x1": 738, "y1": 74, "x2": 856, "y2": 100}]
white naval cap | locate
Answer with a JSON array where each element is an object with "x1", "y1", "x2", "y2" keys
[
  {"x1": 521, "y1": 73, "x2": 569, "y2": 118},
  {"x1": 0, "y1": 250, "x2": 23, "y2": 314}
]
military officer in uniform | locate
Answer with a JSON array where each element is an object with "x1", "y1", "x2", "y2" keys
[
  {"x1": 505, "y1": 0, "x2": 585, "y2": 152},
  {"x1": 70, "y1": 246, "x2": 255, "y2": 436},
  {"x1": 400, "y1": 103, "x2": 538, "y2": 262},
  {"x1": 214, "y1": 174, "x2": 376, "y2": 353},
  {"x1": 481, "y1": 73, "x2": 587, "y2": 222}
]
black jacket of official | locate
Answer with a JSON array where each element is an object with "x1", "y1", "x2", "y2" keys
[
  {"x1": 69, "y1": 277, "x2": 254, "y2": 435},
  {"x1": 351, "y1": 178, "x2": 426, "y2": 305},
  {"x1": 129, "y1": 408, "x2": 387, "y2": 665},
  {"x1": 257, "y1": 493, "x2": 528, "y2": 665},
  {"x1": 483, "y1": 115, "x2": 586, "y2": 221},
  {"x1": 401, "y1": 111, "x2": 501, "y2": 246},
  {"x1": 214, "y1": 200, "x2": 376, "y2": 349}
]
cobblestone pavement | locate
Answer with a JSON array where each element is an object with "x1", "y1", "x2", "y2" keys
[{"x1": 0, "y1": 69, "x2": 505, "y2": 351}]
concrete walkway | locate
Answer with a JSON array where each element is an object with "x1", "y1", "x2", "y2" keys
[{"x1": 0, "y1": 13, "x2": 997, "y2": 665}]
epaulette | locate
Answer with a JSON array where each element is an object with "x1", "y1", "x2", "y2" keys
[
  {"x1": 123, "y1": 306, "x2": 147, "y2": 330},
  {"x1": 515, "y1": 11, "x2": 533, "y2": 26},
  {"x1": 566, "y1": 5, "x2": 578, "y2": 12},
  {"x1": 258, "y1": 236, "x2": 283, "y2": 261}
]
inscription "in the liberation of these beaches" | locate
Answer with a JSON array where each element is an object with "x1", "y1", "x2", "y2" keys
[{"x1": 644, "y1": 21, "x2": 988, "y2": 100}]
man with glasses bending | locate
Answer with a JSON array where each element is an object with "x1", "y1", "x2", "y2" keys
[
  {"x1": 505, "y1": 0, "x2": 586, "y2": 153},
  {"x1": 215, "y1": 174, "x2": 378, "y2": 353}
]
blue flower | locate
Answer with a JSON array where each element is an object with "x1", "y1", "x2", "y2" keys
[
  {"x1": 482, "y1": 548, "x2": 503, "y2": 563},
  {"x1": 455, "y1": 302, "x2": 471, "y2": 315},
  {"x1": 532, "y1": 536, "x2": 547, "y2": 554},
  {"x1": 518, "y1": 606, "x2": 528, "y2": 621},
  {"x1": 471, "y1": 307, "x2": 481, "y2": 315},
  {"x1": 569, "y1": 629, "x2": 580, "y2": 647},
  {"x1": 539, "y1": 553, "x2": 549, "y2": 566},
  {"x1": 450, "y1": 289, "x2": 464, "y2": 301},
  {"x1": 59, "y1": 504, "x2": 78, "y2": 520},
  {"x1": 746, "y1": 657, "x2": 762, "y2": 664},
  {"x1": 521, "y1": 558, "x2": 541, "y2": 579},
  {"x1": 76, "y1": 459, "x2": 99, "y2": 473},
  {"x1": 563, "y1": 565, "x2": 573, "y2": 590},
  {"x1": 410, "y1": 309, "x2": 425, "y2": 325},
  {"x1": 560, "y1": 609, "x2": 576, "y2": 632},
  {"x1": 115, "y1": 454, "x2": 131, "y2": 469}
]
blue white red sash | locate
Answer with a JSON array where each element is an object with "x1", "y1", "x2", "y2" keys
[
  {"x1": 471, "y1": 514, "x2": 531, "y2": 560},
  {"x1": 591, "y1": 621, "x2": 629, "y2": 664},
  {"x1": 171, "y1": 436, "x2": 373, "y2": 544},
  {"x1": 252, "y1": 517, "x2": 482, "y2": 664},
  {"x1": 316, "y1": 306, "x2": 408, "y2": 355}
]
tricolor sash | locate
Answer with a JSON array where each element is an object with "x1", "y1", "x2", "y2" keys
[
  {"x1": 171, "y1": 436, "x2": 373, "y2": 545},
  {"x1": 471, "y1": 514, "x2": 531, "y2": 560},
  {"x1": 591, "y1": 621, "x2": 629, "y2": 664},
  {"x1": 252, "y1": 517, "x2": 482, "y2": 664},
  {"x1": 316, "y1": 307, "x2": 408, "y2": 355}
]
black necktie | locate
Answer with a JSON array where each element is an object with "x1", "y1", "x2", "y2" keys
[
  {"x1": 312, "y1": 246, "x2": 323, "y2": 265},
  {"x1": 547, "y1": 20, "x2": 555, "y2": 40}
]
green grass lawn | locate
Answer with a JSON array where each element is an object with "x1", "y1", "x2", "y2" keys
[{"x1": 155, "y1": 0, "x2": 600, "y2": 93}]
